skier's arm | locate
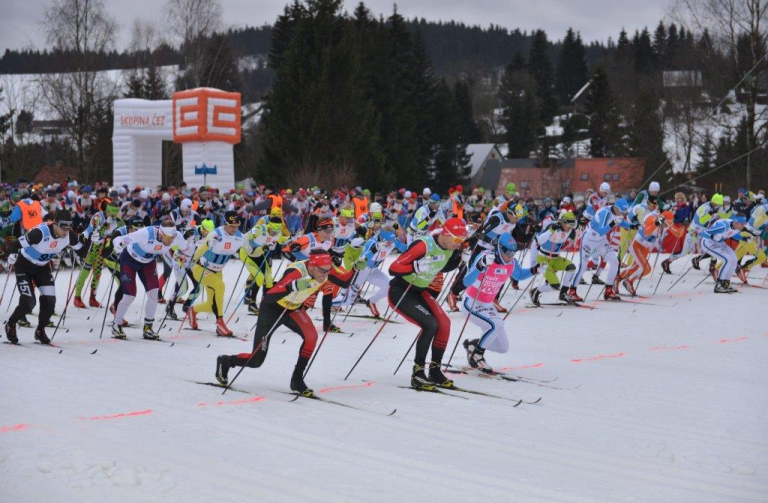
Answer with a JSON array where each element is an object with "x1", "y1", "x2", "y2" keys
[
  {"x1": 511, "y1": 259, "x2": 535, "y2": 282},
  {"x1": 260, "y1": 268, "x2": 306, "y2": 305},
  {"x1": 389, "y1": 240, "x2": 427, "y2": 277}
]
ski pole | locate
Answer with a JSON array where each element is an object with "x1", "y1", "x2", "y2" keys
[
  {"x1": 303, "y1": 273, "x2": 360, "y2": 378},
  {"x1": 98, "y1": 271, "x2": 117, "y2": 338},
  {"x1": 344, "y1": 283, "x2": 412, "y2": 380},
  {"x1": 223, "y1": 254, "x2": 250, "y2": 313},
  {"x1": 0, "y1": 265, "x2": 13, "y2": 305},
  {"x1": 667, "y1": 262, "x2": 695, "y2": 292},
  {"x1": 654, "y1": 231, "x2": 684, "y2": 295},
  {"x1": 50, "y1": 263, "x2": 80, "y2": 342},
  {"x1": 393, "y1": 330, "x2": 422, "y2": 375},
  {"x1": 444, "y1": 272, "x2": 488, "y2": 371},
  {"x1": 341, "y1": 268, "x2": 372, "y2": 324},
  {"x1": 223, "y1": 307, "x2": 287, "y2": 395}
]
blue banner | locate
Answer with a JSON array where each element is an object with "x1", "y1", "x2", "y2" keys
[{"x1": 194, "y1": 163, "x2": 218, "y2": 175}]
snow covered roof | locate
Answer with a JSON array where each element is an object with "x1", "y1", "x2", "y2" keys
[{"x1": 466, "y1": 143, "x2": 502, "y2": 179}]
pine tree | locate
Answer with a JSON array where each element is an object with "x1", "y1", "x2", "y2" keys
[
  {"x1": 200, "y1": 33, "x2": 242, "y2": 92},
  {"x1": 696, "y1": 129, "x2": 715, "y2": 173},
  {"x1": 627, "y1": 88, "x2": 669, "y2": 183},
  {"x1": 585, "y1": 65, "x2": 623, "y2": 157},
  {"x1": 431, "y1": 78, "x2": 461, "y2": 192},
  {"x1": 556, "y1": 28, "x2": 589, "y2": 105},
  {"x1": 527, "y1": 29, "x2": 557, "y2": 124},
  {"x1": 633, "y1": 28, "x2": 655, "y2": 73},
  {"x1": 499, "y1": 62, "x2": 541, "y2": 158},
  {"x1": 653, "y1": 21, "x2": 667, "y2": 62},
  {"x1": 268, "y1": 0, "x2": 305, "y2": 71},
  {"x1": 125, "y1": 71, "x2": 145, "y2": 98},
  {"x1": 144, "y1": 65, "x2": 168, "y2": 99},
  {"x1": 616, "y1": 29, "x2": 632, "y2": 62},
  {"x1": 453, "y1": 79, "x2": 482, "y2": 144}
]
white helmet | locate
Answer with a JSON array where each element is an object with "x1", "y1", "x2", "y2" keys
[
  {"x1": 181, "y1": 198, "x2": 193, "y2": 211},
  {"x1": 162, "y1": 193, "x2": 171, "y2": 202},
  {"x1": 404, "y1": 191, "x2": 412, "y2": 198},
  {"x1": 139, "y1": 190, "x2": 148, "y2": 199},
  {"x1": 599, "y1": 182, "x2": 611, "y2": 194},
  {"x1": 423, "y1": 188, "x2": 432, "y2": 196},
  {"x1": 370, "y1": 202, "x2": 382, "y2": 214},
  {"x1": 649, "y1": 181, "x2": 660, "y2": 193}
]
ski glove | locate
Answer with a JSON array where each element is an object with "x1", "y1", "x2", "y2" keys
[
  {"x1": 91, "y1": 232, "x2": 103, "y2": 244},
  {"x1": 353, "y1": 260, "x2": 367, "y2": 271},
  {"x1": 7, "y1": 253, "x2": 17, "y2": 266}
]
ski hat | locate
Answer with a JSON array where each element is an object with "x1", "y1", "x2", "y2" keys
[
  {"x1": 162, "y1": 193, "x2": 171, "y2": 202},
  {"x1": 128, "y1": 215, "x2": 145, "y2": 229},
  {"x1": 496, "y1": 233, "x2": 518, "y2": 262},
  {"x1": 139, "y1": 190, "x2": 148, "y2": 199},
  {"x1": 308, "y1": 250, "x2": 333, "y2": 268},
  {"x1": 181, "y1": 198, "x2": 193, "y2": 211},
  {"x1": 423, "y1": 188, "x2": 432, "y2": 196},
  {"x1": 613, "y1": 198, "x2": 629, "y2": 213},
  {"x1": 731, "y1": 213, "x2": 747, "y2": 224},
  {"x1": 340, "y1": 208, "x2": 354, "y2": 219},
  {"x1": 711, "y1": 193, "x2": 724, "y2": 206},
  {"x1": 157, "y1": 220, "x2": 178, "y2": 239},
  {"x1": 649, "y1": 181, "x2": 660, "y2": 193},
  {"x1": 370, "y1": 202, "x2": 382, "y2": 214},
  {"x1": 429, "y1": 193, "x2": 441, "y2": 203},
  {"x1": 54, "y1": 210, "x2": 74, "y2": 229},
  {"x1": 661, "y1": 210, "x2": 674, "y2": 223},
  {"x1": 559, "y1": 211, "x2": 577, "y2": 225},
  {"x1": 316, "y1": 218, "x2": 334, "y2": 231},
  {"x1": 270, "y1": 206, "x2": 283, "y2": 219},
  {"x1": 199, "y1": 219, "x2": 215, "y2": 233},
  {"x1": 599, "y1": 182, "x2": 611, "y2": 193},
  {"x1": 723, "y1": 195, "x2": 731, "y2": 204},
  {"x1": 224, "y1": 211, "x2": 240, "y2": 226},
  {"x1": 404, "y1": 191, "x2": 412, "y2": 198},
  {"x1": 505, "y1": 182, "x2": 516, "y2": 194},
  {"x1": 441, "y1": 218, "x2": 468, "y2": 239}
]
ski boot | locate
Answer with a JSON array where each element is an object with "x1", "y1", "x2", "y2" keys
[
  {"x1": 17, "y1": 318, "x2": 31, "y2": 328},
  {"x1": 604, "y1": 285, "x2": 621, "y2": 301},
  {"x1": 428, "y1": 361, "x2": 455, "y2": 388},
  {"x1": 215, "y1": 355, "x2": 230, "y2": 385},
  {"x1": 511, "y1": 280, "x2": 519, "y2": 290},
  {"x1": 157, "y1": 293, "x2": 166, "y2": 305},
  {"x1": 165, "y1": 303, "x2": 178, "y2": 320},
  {"x1": 111, "y1": 322, "x2": 126, "y2": 339},
  {"x1": 579, "y1": 277, "x2": 587, "y2": 285},
  {"x1": 723, "y1": 280, "x2": 738, "y2": 293},
  {"x1": 324, "y1": 324, "x2": 342, "y2": 334},
  {"x1": 88, "y1": 293, "x2": 102, "y2": 308},
  {"x1": 622, "y1": 278, "x2": 637, "y2": 297},
  {"x1": 661, "y1": 259, "x2": 672, "y2": 274},
  {"x1": 691, "y1": 255, "x2": 702, "y2": 270},
  {"x1": 186, "y1": 307, "x2": 199, "y2": 329},
  {"x1": 34, "y1": 327, "x2": 51, "y2": 345},
  {"x1": 142, "y1": 323, "x2": 160, "y2": 340},
  {"x1": 4, "y1": 321, "x2": 18, "y2": 344},
  {"x1": 591, "y1": 274, "x2": 605, "y2": 285},
  {"x1": 411, "y1": 363, "x2": 435, "y2": 391},
  {"x1": 366, "y1": 299, "x2": 380, "y2": 318},
  {"x1": 215, "y1": 318, "x2": 234, "y2": 337},
  {"x1": 463, "y1": 338, "x2": 478, "y2": 358},
  {"x1": 493, "y1": 299, "x2": 507, "y2": 313},
  {"x1": 467, "y1": 346, "x2": 492, "y2": 374},
  {"x1": 73, "y1": 296, "x2": 86, "y2": 309},
  {"x1": 566, "y1": 287, "x2": 583, "y2": 302},
  {"x1": 290, "y1": 357, "x2": 314, "y2": 397},
  {"x1": 530, "y1": 287, "x2": 542, "y2": 306},
  {"x1": 446, "y1": 292, "x2": 459, "y2": 312},
  {"x1": 736, "y1": 265, "x2": 749, "y2": 284},
  {"x1": 247, "y1": 304, "x2": 259, "y2": 316},
  {"x1": 714, "y1": 280, "x2": 729, "y2": 293}
]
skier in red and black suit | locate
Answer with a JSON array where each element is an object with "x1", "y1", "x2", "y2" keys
[
  {"x1": 389, "y1": 218, "x2": 467, "y2": 391},
  {"x1": 215, "y1": 249, "x2": 354, "y2": 396}
]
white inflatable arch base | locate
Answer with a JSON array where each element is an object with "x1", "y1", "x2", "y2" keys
[{"x1": 112, "y1": 88, "x2": 242, "y2": 191}]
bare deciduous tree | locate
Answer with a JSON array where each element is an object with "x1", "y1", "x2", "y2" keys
[
  {"x1": 673, "y1": 0, "x2": 768, "y2": 186},
  {"x1": 164, "y1": 0, "x2": 223, "y2": 88},
  {"x1": 39, "y1": 0, "x2": 120, "y2": 180}
]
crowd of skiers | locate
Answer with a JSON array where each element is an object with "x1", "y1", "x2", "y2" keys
[{"x1": 1, "y1": 176, "x2": 766, "y2": 397}]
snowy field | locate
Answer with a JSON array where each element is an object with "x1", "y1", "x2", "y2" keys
[{"x1": 1, "y1": 254, "x2": 767, "y2": 503}]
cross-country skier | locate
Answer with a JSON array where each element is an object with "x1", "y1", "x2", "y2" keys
[
  {"x1": 215, "y1": 249, "x2": 354, "y2": 396},
  {"x1": 616, "y1": 209, "x2": 673, "y2": 296},
  {"x1": 110, "y1": 218, "x2": 190, "y2": 340},
  {"x1": 4, "y1": 210, "x2": 84, "y2": 345},
  {"x1": 184, "y1": 211, "x2": 245, "y2": 336},
  {"x1": 73, "y1": 201, "x2": 121, "y2": 309},
  {"x1": 240, "y1": 215, "x2": 290, "y2": 315},
  {"x1": 700, "y1": 214, "x2": 748, "y2": 293},
  {"x1": 388, "y1": 218, "x2": 466, "y2": 390},
  {"x1": 344, "y1": 220, "x2": 398, "y2": 317},
  {"x1": 570, "y1": 198, "x2": 630, "y2": 300},
  {"x1": 529, "y1": 211, "x2": 579, "y2": 305},
  {"x1": 461, "y1": 234, "x2": 538, "y2": 373}
]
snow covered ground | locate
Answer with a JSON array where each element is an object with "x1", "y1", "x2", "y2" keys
[{"x1": 1, "y1": 254, "x2": 766, "y2": 502}]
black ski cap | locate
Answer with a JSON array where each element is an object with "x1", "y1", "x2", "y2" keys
[
  {"x1": 55, "y1": 210, "x2": 74, "y2": 229},
  {"x1": 224, "y1": 211, "x2": 240, "y2": 226}
]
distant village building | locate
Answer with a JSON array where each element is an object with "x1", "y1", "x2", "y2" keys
[
  {"x1": 478, "y1": 157, "x2": 644, "y2": 200},
  {"x1": 465, "y1": 143, "x2": 504, "y2": 186},
  {"x1": 663, "y1": 70, "x2": 703, "y2": 88}
]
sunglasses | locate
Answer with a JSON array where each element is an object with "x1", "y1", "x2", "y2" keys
[
  {"x1": 447, "y1": 235, "x2": 464, "y2": 244},
  {"x1": 317, "y1": 267, "x2": 332, "y2": 274},
  {"x1": 318, "y1": 226, "x2": 333, "y2": 232}
]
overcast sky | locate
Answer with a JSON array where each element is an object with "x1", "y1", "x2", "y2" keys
[{"x1": 2, "y1": 0, "x2": 672, "y2": 54}]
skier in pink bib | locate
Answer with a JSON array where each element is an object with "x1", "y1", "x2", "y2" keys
[{"x1": 459, "y1": 233, "x2": 538, "y2": 373}]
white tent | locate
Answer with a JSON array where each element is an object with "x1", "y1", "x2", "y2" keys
[{"x1": 112, "y1": 88, "x2": 241, "y2": 191}]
